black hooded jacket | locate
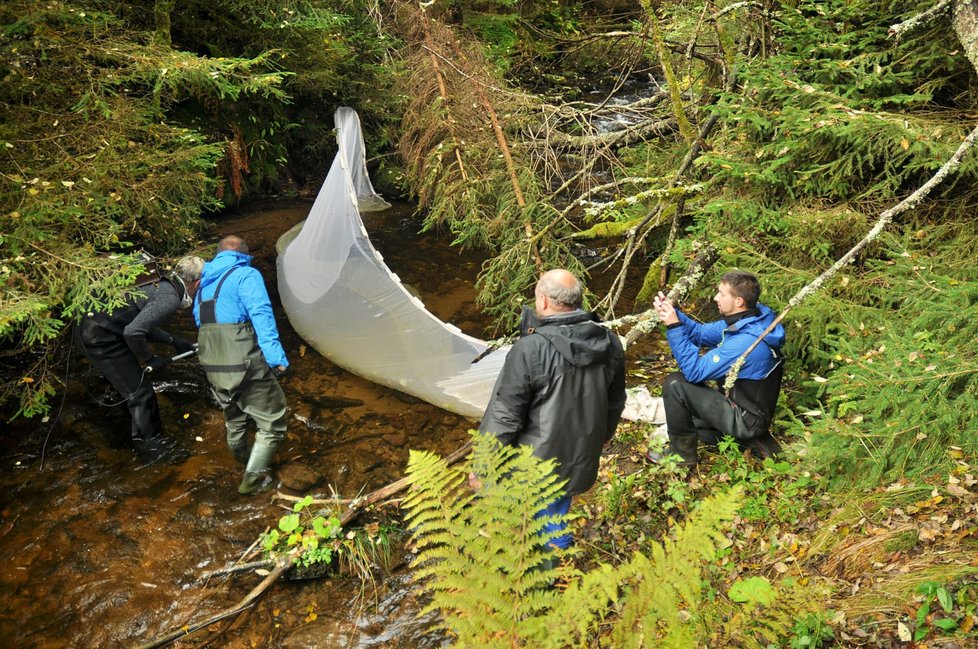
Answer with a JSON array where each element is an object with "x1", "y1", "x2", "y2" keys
[{"x1": 479, "y1": 307, "x2": 627, "y2": 496}]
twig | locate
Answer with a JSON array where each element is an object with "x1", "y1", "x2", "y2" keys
[
  {"x1": 610, "y1": 242, "x2": 718, "y2": 347},
  {"x1": 199, "y1": 559, "x2": 277, "y2": 581},
  {"x1": 723, "y1": 122, "x2": 978, "y2": 390},
  {"x1": 134, "y1": 554, "x2": 293, "y2": 649}
]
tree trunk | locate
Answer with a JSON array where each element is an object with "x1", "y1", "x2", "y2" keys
[
  {"x1": 154, "y1": 0, "x2": 173, "y2": 47},
  {"x1": 953, "y1": 0, "x2": 978, "y2": 74}
]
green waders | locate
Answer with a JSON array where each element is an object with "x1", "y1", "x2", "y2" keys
[{"x1": 198, "y1": 272, "x2": 287, "y2": 494}]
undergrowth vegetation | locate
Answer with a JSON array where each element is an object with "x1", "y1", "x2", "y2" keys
[
  {"x1": 0, "y1": 0, "x2": 394, "y2": 416},
  {"x1": 404, "y1": 432, "x2": 828, "y2": 648}
]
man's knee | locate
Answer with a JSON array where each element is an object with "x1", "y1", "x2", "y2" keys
[{"x1": 662, "y1": 372, "x2": 688, "y2": 400}]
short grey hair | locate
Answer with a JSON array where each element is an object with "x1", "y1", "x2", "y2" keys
[
  {"x1": 174, "y1": 256, "x2": 204, "y2": 284},
  {"x1": 536, "y1": 269, "x2": 582, "y2": 309}
]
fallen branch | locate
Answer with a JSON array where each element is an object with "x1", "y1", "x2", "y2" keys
[
  {"x1": 199, "y1": 558, "x2": 277, "y2": 581},
  {"x1": 135, "y1": 554, "x2": 293, "y2": 649},
  {"x1": 889, "y1": 0, "x2": 952, "y2": 40},
  {"x1": 602, "y1": 242, "x2": 718, "y2": 346},
  {"x1": 137, "y1": 439, "x2": 475, "y2": 648},
  {"x1": 723, "y1": 122, "x2": 978, "y2": 390}
]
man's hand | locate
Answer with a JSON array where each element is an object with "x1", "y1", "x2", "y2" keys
[
  {"x1": 272, "y1": 365, "x2": 288, "y2": 378},
  {"x1": 171, "y1": 335, "x2": 196, "y2": 355},
  {"x1": 468, "y1": 472, "x2": 482, "y2": 491},
  {"x1": 653, "y1": 291, "x2": 680, "y2": 326},
  {"x1": 145, "y1": 356, "x2": 170, "y2": 373}
]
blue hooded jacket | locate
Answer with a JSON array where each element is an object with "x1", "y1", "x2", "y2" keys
[
  {"x1": 193, "y1": 250, "x2": 289, "y2": 369},
  {"x1": 666, "y1": 303, "x2": 784, "y2": 385}
]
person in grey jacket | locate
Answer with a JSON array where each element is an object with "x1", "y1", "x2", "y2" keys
[
  {"x1": 75, "y1": 255, "x2": 202, "y2": 461},
  {"x1": 477, "y1": 269, "x2": 627, "y2": 549}
]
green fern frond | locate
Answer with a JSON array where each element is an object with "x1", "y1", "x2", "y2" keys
[
  {"x1": 610, "y1": 486, "x2": 743, "y2": 648},
  {"x1": 405, "y1": 433, "x2": 754, "y2": 647}
]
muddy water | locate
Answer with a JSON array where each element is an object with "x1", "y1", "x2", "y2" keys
[{"x1": 0, "y1": 200, "x2": 490, "y2": 648}]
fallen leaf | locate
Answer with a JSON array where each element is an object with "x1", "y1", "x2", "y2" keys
[{"x1": 897, "y1": 622, "x2": 911, "y2": 642}]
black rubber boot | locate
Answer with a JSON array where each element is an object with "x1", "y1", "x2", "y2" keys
[
  {"x1": 239, "y1": 441, "x2": 276, "y2": 494},
  {"x1": 133, "y1": 435, "x2": 183, "y2": 465},
  {"x1": 740, "y1": 433, "x2": 782, "y2": 460},
  {"x1": 228, "y1": 443, "x2": 249, "y2": 465}
]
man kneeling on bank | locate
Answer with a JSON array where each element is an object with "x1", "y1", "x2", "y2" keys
[{"x1": 647, "y1": 270, "x2": 785, "y2": 471}]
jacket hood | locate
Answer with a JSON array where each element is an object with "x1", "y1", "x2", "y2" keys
[
  {"x1": 200, "y1": 250, "x2": 253, "y2": 290},
  {"x1": 730, "y1": 303, "x2": 785, "y2": 349},
  {"x1": 528, "y1": 309, "x2": 615, "y2": 368}
]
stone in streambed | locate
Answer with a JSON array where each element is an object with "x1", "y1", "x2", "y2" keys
[{"x1": 277, "y1": 463, "x2": 323, "y2": 492}]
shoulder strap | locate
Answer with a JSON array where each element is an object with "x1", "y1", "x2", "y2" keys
[
  {"x1": 197, "y1": 266, "x2": 240, "y2": 324},
  {"x1": 211, "y1": 266, "x2": 240, "y2": 301}
]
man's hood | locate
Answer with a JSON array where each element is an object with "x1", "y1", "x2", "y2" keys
[
  {"x1": 200, "y1": 250, "x2": 252, "y2": 290},
  {"x1": 730, "y1": 303, "x2": 785, "y2": 349},
  {"x1": 526, "y1": 308, "x2": 615, "y2": 367}
]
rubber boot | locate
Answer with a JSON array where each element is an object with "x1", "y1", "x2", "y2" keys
[
  {"x1": 239, "y1": 440, "x2": 277, "y2": 494},
  {"x1": 133, "y1": 434, "x2": 184, "y2": 466},
  {"x1": 645, "y1": 433, "x2": 698, "y2": 471},
  {"x1": 228, "y1": 443, "x2": 249, "y2": 466},
  {"x1": 740, "y1": 432, "x2": 782, "y2": 460}
]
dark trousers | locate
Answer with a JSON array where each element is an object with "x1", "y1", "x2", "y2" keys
[
  {"x1": 76, "y1": 321, "x2": 163, "y2": 443},
  {"x1": 662, "y1": 372, "x2": 751, "y2": 466}
]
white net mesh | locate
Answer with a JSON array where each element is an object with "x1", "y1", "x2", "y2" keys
[{"x1": 277, "y1": 107, "x2": 663, "y2": 425}]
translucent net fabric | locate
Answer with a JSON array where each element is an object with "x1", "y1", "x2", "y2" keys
[{"x1": 277, "y1": 108, "x2": 664, "y2": 425}]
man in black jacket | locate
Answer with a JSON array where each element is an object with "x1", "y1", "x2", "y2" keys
[
  {"x1": 75, "y1": 255, "x2": 202, "y2": 460},
  {"x1": 478, "y1": 269, "x2": 627, "y2": 549}
]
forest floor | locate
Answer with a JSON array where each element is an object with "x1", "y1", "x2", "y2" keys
[{"x1": 569, "y1": 369, "x2": 978, "y2": 648}]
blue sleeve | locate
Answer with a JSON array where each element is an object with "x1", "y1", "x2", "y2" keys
[
  {"x1": 479, "y1": 343, "x2": 533, "y2": 445},
  {"x1": 676, "y1": 310, "x2": 725, "y2": 347},
  {"x1": 666, "y1": 324, "x2": 752, "y2": 384},
  {"x1": 238, "y1": 269, "x2": 289, "y2": 369}
]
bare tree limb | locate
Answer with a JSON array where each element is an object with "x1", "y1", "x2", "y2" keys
[
  {"x1": 601, "y1": 243, "x2": 718, "y2": 346},
  {"x1": 723, "y1": 122, "x2": 978, "y2": 390},
  {"x1": 889, "y1": 0, "x2": 952, "y2": 40}
]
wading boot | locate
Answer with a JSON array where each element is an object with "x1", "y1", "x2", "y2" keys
[
  {"x1": 228, "y1": 443, "x2": 249, "y2": 466},
  {"x1": 133, "y1": 434, "x2": 184, "y2": 466},
  {"x1": 740, "y1": 433, "x2": 782, "y2": 460},
  {"x1": 644, "y1": 433, "x2": 698, "y2": 473},
  {"x1": 238, "y1": 440, "x2": 277, "y2": 495}
]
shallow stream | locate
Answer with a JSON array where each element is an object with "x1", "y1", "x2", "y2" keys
[{"x1": 0, "y1": 199, "x2": 490, "y2": 648}]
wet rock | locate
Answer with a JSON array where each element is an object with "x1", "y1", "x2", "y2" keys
[
  {"x1": 382, "y1": 431, "x2": 406, "y2": 447},
  {"x1": 278, "y1": 463, "x2": 323, "y2": 492},
  {"x1": 299, "y1": 393, "x2": 364, "y2": 410},
  {"x1": 393, "y1": 391, "x2": 423, "y2": 405}
]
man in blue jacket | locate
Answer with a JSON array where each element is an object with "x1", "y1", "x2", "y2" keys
[
  {"x1": 194, "y1": 235, "x2": 289, "y2": 494},
  {"x1": 650, "y1": 270, "x2": 785, "y2": 471}
]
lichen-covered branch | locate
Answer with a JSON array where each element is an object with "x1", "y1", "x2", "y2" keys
[
  {"x1": 889, "y1": 0, "x2": 952, "y2": 40},
  {"x1": 601, "y1": 243, "x2": 718, "y2": 347},
  {"x1": 723, "y1": 122, "x2": 978, "y2": 390}
]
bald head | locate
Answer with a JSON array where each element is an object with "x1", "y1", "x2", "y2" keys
[
  {"x1": 218, "y1": 235, "x2": 249, "y2": 254},
  {"x1": 535, "y1": 268, "x2": 582, "y2": 316}
]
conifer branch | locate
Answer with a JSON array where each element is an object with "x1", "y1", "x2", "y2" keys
[
  {"x1": 723, "y1": 122, "x2": 978, "y2": 390},
  {"x1": 421, "y1": 12, "x2": 468, "y2": 182},
  {"x1": 444, "y1": 40, "x2": 542, "y2": 273}
]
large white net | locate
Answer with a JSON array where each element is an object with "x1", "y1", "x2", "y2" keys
[{"x1": 277, "y1": 108, "x2": 664, "y2": 425}]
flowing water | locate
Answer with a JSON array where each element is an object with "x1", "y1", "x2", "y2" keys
[{"x1": 0, "y1": 199, "x2": 491, "y2": 648}]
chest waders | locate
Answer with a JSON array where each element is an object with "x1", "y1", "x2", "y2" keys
[
  {"x1": 74, "y1": 286, "x2": 164, "y2": 453},
  {"x1": 197, "y1": 267, "x2": 287, "y2": 493}
]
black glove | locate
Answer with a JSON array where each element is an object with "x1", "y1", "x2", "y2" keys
[
  {"x1": 171, "y1": 335, "x2": 196, "y2": 355},
  {"x1": 145, "y1": 355, "x2": 170, "y2": 373}
]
